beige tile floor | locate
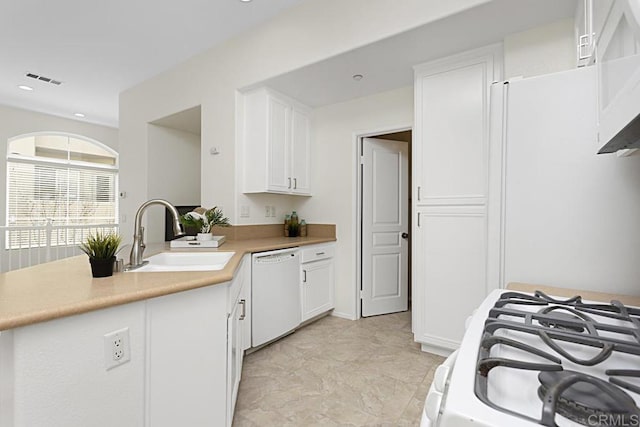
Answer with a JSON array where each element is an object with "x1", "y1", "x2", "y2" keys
[{"x1": 233, "y1": 311, "x2": 444, "y2": 426}]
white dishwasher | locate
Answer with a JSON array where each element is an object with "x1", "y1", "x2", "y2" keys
[{"x1": 251, "y1": 247, "x2": 301, "y2": 347}]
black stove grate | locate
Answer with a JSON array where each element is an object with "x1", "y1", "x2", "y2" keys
[{"x1": 474, "y1": 291, "x2": 640, "y2": 427}]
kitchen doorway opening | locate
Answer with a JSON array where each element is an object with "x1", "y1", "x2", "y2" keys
[{"x1": 354, "y1": 126, "x2": 412, "y2": 320}]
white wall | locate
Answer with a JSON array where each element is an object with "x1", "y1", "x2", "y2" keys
[
  {"x1": 145, "y1": 124, "x2": 201, "y2": 242},
  {"x1": 504, "y1": 18, "x2": 576, "y2": 79},
  {"x1": 118, "y1": 0, "x2": 490, "y2": 241},
  {"x1": 294, "y1": 86, "x2": 414, "y2": 319}
]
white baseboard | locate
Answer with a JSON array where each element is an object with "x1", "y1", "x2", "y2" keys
[
  {"x1": 331, "y1": 311, "x2": 356, "y2": 321},
  {"x1": 420, "y1": 343, "x2": 454, "y2": 358}
]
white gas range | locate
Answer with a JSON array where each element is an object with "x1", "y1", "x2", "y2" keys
[{"x1": 422, "y1": 289, "x2": 640, "y2": 427}]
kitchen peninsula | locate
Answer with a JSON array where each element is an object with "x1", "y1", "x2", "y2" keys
[{"x1": 0, "y1": 225, "x2": 335, "y2": 427}]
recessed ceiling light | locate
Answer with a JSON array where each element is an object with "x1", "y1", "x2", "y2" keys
[
  {"x1": 18, "y1": 85, "x2": 33, "y2": 91},
  {"x1": 352, "y1": 74, "x2": 364, "y2": 81},
  {"x1": 74, "y1": 112, "x2": 86, "y2": 118},
  {"x1": 240, "y1": 0, "x2": 252, "y2": 2}
]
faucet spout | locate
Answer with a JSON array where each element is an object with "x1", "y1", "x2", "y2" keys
[{"x1": 127, "y1": 199, "x2": 185, "y2": 270}]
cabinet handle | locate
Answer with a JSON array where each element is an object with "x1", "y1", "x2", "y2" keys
[
  {"x1": 303, "y1": 270, "x2": 307, "y2": 283},
  {"x1": 417, "y1": 212, "x2": 421, "y2": 228},
  {"x1": 288, "y1": 177, "x2": 292, "y2": 189},
  {"x1": 239, "y1": 299, "x2": 246, "y2": 320},
  {"x1": 315, "y1": 252, "x2": 325, "y2": 256},
  {"x1": 294, "y1": 178, "x2": 297, "y2": 189},
  {"x1": 417, "y1": 186, "x2": 421, "y2": 201}
]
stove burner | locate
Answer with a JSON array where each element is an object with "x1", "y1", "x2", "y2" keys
[
  {"x1": 537, "y1": 370, "x2": 640, "y2": 426},
  {"x1": 537, "y1": 307, "x2": 586, "y2": 333}
]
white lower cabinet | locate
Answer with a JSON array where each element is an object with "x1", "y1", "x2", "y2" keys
[
  {"x1": 227, "y1": 254, "x2": 250, "y2": 426},
  {"x1": 148, "y1": 253, "x2": 251, "y2": 427},
  {"x1": 300, "y1": 244, "x2": 335, "y2": 322}
]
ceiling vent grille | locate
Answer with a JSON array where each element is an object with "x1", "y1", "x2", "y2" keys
[{"x1": 25, "y1": 72, "x2": 62, "y2": 86}]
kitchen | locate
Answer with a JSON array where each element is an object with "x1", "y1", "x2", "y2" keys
[{"x1": 1, "y1": 0, "x2": 640, "y2": 426}]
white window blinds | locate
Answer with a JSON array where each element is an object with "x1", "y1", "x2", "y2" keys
[{"x1": 5, "y1": 134, "x2": 118, "y2": 249}]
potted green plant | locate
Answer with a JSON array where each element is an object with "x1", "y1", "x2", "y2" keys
[
  {"x1": 180, "y1": 206, "x2": 230, "y2": 240},
  {"x1": 80, "y1": 231, "x2": 122, "y2": 278}
]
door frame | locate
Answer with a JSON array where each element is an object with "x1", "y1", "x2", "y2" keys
[{"x1": 353, "y1": 123, "x2": 412, "y2": 320}]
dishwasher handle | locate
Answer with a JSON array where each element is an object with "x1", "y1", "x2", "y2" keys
[{"x1": 252, "y1": 248, "x2": 299, "y2": 264}]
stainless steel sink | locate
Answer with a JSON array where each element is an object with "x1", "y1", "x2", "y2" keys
[{"x1": 128, "y1": 251, "x2": 235, "y2": 272}]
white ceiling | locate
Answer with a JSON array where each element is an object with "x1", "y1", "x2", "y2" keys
[
  {"x1": 0, "y1": 0, "x2": 308, "y2": 128},
  {"x1": 263, "y1": 0, "x2": 578, "y2": 108},
  {"x1": 1, "y1": 0, "x2": 577, "y2": 129}
]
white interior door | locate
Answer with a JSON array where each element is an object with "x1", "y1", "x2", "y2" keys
[{"x1": 361, "y1": 137, "x2": 409, "y2": 317}]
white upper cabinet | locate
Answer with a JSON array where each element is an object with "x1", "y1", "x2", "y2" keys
[
  {"x1": 576, "y1": 0, "x2": 615, "y2": 66},
  {"x1": 241, "y1": 87, "x2": 311, "y2": 196},
  {"x1": 593, "y1": 0, "x2": 616, "y2": 40},
  {"x1": 596, "y1": 0, "x2": 640, "y2": 148},
  {"x1": 414, "y1": 48, "x2": 500, "y2": 207}
]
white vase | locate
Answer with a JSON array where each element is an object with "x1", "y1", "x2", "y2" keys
[{"x1": 196, "y1": 233, "x2": 213, "y2": 241}]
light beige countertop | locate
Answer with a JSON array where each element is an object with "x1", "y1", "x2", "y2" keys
[
  {"x1": 0, "y1": 235, "x2": 335, "y2": 331},
  {"x1": 508, "y1": 282, "x2": 640, "y2": 307}
]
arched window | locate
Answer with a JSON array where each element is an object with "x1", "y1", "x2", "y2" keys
[{"x1": 6, "y1": 133, "x2": 118, "y2": 248}]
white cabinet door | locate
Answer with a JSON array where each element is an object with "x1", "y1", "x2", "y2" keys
[
  {"x1": 576, "y1": 0, "x2": 595, "y2": 66},
  {"x1": 412, "y1": 45, "x2": 502, "y2": 356},
  {"x1": 226, "y1": 295, "x2": 243, "y2": 427},
  {"x1": 593, "y1": 0, "x2": 615, "y2": 40},
  {"x1": 414, "y1": 59, "x2": 489, "y2": 205},
  {"x1": 291, "y1": 108, "x2": 311, "y2": 195},
  {"x1": 267, "y1": 95, "x2": 291, "y2": 193},
  {"x1": 226, "y1": 255, "x2": 250, "y2": 426},
  {"x1": 240, "y1": 254, "x2": 252, "y2": 351},
  {"x1": 596, "y1": 0, "x2": 640, "y2": 147},
  {"x1": 413, "y1": 206, "x2": 487, "y2": 356},
  {"x1": 148, "y1": 285, "x2": 228, "y2": 426},
  {"x1": 301, "y1": 258, "x2": 335, "y2": 321}
]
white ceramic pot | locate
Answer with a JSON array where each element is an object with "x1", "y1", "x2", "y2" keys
[{"x1": 196, "y1": 233, "x2": 213, "y2": 241}]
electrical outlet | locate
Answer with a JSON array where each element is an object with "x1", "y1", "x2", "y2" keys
[
  {"x1": 270, "y1": 206, "x2": 276, "y2": 217},
  {"x1": 240, "y1": 205, "x2": 250, "y2": 218},
  {"x1": 104, "y1": 327, "x2": 131, "y2": 370},
  {"x1": 265, "y1": 205, "x2": 270, "y2": 217}
]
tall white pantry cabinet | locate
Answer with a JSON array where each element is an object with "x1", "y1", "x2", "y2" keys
[{"x1": 412, "y1": 45, "x2": 503, "y2": 356}]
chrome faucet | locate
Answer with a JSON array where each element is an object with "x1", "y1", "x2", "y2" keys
[{"x1": 127, "y1": 199, "x2": 185, "y2": 270}]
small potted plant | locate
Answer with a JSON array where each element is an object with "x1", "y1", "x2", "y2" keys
[
  {"x1": 80, "y1": 231, "x2": 122, "y2": 278},
  {"x1": 180, "y1": 206, "x2": 230, "y2": 241}
]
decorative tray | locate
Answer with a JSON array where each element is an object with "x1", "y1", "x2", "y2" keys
[{"x1": 169, "y1": 235, "x2": 226, "y2": 248}]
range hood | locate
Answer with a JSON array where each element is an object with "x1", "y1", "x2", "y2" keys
[{"x1": 598, "y1": 112, "x2": 640, "y2": 154}]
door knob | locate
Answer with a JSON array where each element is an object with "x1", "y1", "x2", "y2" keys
[{"x1": 401, "y1": 232, "x2": 409, "y2": 239}]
